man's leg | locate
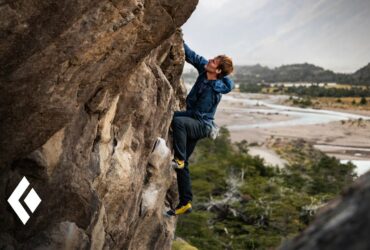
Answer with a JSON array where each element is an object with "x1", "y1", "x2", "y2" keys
[
  {"x1": 172, "y1": 117, "x2": 208, "y2": 213},
  {"x1": 176, "y1": 164, "x2": 191, "y2": 206},
  {"x1": 185, "y1": 137, "x2": 198, "y2": 167},
  {"x1": 171, "y1": 116, "x2": 188, "y2": 162},
  {"x1": 172, "y1": 116, "x2": 207, "y2": 160},
  {"x1": 176, "y1": 138, "x2": 198, "y2": 206}
]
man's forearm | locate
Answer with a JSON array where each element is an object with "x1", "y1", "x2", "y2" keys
[{"x1": 183, "y1": 42, "x2": 207, "y2": 72}]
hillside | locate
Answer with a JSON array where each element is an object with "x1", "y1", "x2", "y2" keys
[
  {"x1": 352, "y1": 63, "x2": 370, "y2": 84},
  {"x1": 175, "y1": 129, "x2": 357, "y2": 249},
  {"x1": 184, "y1": 63, "x2": 370, "y2": 85},
  {"x1": 235, "y1": 63, "x2": 338, "y2": 84}
]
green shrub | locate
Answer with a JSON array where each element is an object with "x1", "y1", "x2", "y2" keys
[{"x1": 175, "y1": 128, "x2": 355, "y2": 250}]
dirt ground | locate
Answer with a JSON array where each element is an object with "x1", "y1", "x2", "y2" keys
[{"x1": 216, "y1": 92, "x2": 370, "y2": 164}]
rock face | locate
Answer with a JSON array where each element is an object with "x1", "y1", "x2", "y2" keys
[
  {"x1": 0, "y1": 0, "x2": 197, "y2": 249},
  {"x1": 280, "y1": 172, "x2": 370, "y2": 250}
]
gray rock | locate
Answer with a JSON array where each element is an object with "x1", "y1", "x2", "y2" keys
[
  {"x1": 280, "y1": 172, "x2": 370, "y2": 250},
  {"x1": 0, "y1": 0, "x2": 197, "y2": 249}
]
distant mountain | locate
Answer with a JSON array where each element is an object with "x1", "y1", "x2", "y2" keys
[
  {"x1": 183, "y1": 63, "x2": 370, "y2": 85},
  {"x1": 352, "y1": 63, "x2": 370, "y2": 84},
  {"x1": 234, "y1": 63, "x2": 339, "y2": 84}
]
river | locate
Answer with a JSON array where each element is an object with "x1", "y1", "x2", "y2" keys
[
  {"x1": 222, "y1": 94, "x2": 370, "y2": 129},
  {"x1": 219, "y1": 93, "x2": 370, "y2": 176}
]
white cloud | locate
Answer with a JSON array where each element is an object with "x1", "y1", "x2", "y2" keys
[
  {"x1": 199, "y1": 0, "x2": 230, "y2": 10},
  {"x1": 183, "y1": 0, "x2": 370, "y2": 72}
]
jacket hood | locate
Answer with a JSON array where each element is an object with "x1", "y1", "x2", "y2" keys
[{"x1": 212, "y1": 77, "x2": 234, "y2": 94}]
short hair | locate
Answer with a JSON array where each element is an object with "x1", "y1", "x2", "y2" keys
[{"x1": 217, "y1": 55, "x2": 234, "y2": 78}]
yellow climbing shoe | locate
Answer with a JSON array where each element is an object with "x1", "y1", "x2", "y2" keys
[
  {"x1": 175, "y1": 202, "x2": 192, "y2": 215},
  {"x1": 171, "y1": 158, "x2": 185, "y2": 169},
  {"x1": 165, "y1": 202, "x2": 192, "y2": 217}
]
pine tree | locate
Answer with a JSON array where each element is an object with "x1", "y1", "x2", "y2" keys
[{"x1": 360, "y1": 96, "x2": 367, "y2": 105}]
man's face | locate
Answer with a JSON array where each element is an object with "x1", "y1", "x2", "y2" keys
[{"x1": 205, "y1": 57, "x2": 221, "y2": 74}]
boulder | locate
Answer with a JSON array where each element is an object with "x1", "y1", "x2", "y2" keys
[{"x1": 0, "y1": 0, "x2": 198, "y2": 249}]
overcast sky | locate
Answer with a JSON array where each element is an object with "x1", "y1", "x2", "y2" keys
[{"x1": 182, "y1": 0, "x2": 370, "y2": 73}]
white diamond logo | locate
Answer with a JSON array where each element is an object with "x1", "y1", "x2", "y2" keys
[
  {"x1": 8, "y1": 176, "x2": 42, "y2": 225},
  {"x1": 24, "y1": 188, "x2": 41, "y2": 213}
]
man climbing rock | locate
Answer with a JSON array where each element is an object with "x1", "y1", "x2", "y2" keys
[{"x1": 166, "y1": 42, "x2": 234, "y2": 216}]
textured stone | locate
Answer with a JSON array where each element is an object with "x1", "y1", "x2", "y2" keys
[
  {"x1": 280, "y1": 172, "x2": 370, "y2": 250},
  {"x1": 0, "y1": 0, "x2": 197, "y2": 249}
]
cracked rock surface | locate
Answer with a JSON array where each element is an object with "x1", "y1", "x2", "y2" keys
[{"x1": 0, "y1": 0, "x2": 197, "y2": 249}]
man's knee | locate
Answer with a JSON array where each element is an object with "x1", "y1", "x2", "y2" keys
[{"x1": 171, "y1": 116, "x2": 184, "y2": 129}]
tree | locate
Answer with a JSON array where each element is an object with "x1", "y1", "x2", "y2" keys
[{"x1": 360, "y1": 96, "x2": 367, "y2": 105}]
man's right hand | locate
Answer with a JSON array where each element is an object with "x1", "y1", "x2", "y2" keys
[{"x1": 175, "y1": 27, "x2": 183, "y2": 39}]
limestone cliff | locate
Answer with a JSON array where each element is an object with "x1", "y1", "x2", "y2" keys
[{"x1": 0, "y1": 0, "x2": 198, "y2": 249}]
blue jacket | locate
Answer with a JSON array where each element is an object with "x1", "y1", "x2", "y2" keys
[{"x1": 176, "y1": 43, "x2": 234, "y2": 127}]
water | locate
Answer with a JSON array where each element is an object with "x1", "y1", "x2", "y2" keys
[
  {"x1": 340, "y1": 160, "x2": 370, "y2": 176},
  {"x1": 222, "y1": 95, "x2": 370, "y2": 130},
  {"x1": 222, "y1": 94, "x2": 370, "y2": 175}
]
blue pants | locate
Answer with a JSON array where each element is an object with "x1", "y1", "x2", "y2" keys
[{"x1": 172, "y1": 112, "x2": 208, "y2": 205}]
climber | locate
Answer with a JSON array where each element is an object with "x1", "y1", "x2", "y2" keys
[{"x1": 166, "y1": 42, "x2": 234, "y2": 216}]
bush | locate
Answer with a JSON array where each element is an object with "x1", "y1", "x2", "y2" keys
[
  {"x1": 360, "y1": 96, "x2": 368, "y2": 105},
  {"x1": 175, "y1": 128, "x2": 356, "y2": 250}
]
